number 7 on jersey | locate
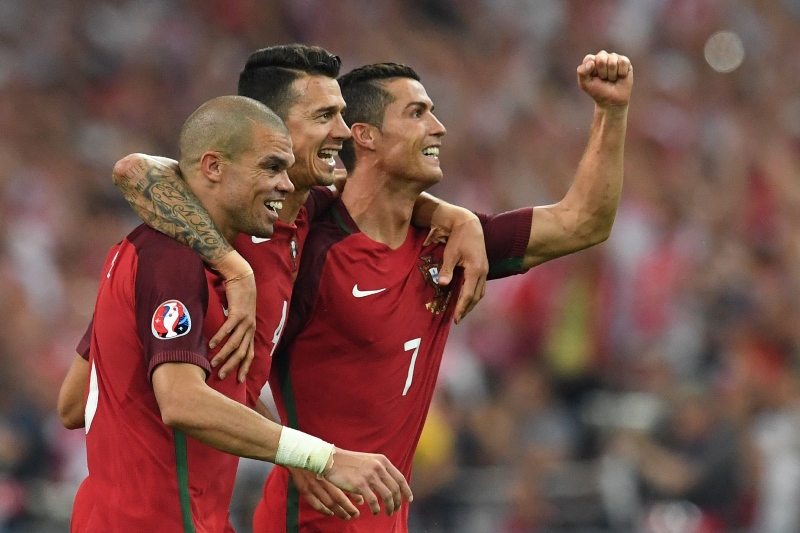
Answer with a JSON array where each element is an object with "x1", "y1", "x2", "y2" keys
[{"x1": 403, "y1": 338, "x2": 422, "y2": 396}]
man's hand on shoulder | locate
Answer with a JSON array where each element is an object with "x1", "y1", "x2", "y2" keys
[{"x1": 425, "y1": 205, "x2": 488, "y2": 324}]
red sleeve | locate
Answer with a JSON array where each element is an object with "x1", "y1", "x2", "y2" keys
[
  {"x1": 76, "y1": 317, "x2": 93, "y2": 361},
  {"x1": 476, "y1": 207, "x2": 533, "y2": 280},
  {"x1": 303, "y1": 186, "x2": 336, "y2": 222},
  {"x1": 133, "y1": 232, "x2": 212, "y2": 378}
]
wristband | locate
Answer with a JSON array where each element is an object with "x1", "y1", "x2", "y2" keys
[
  {"x1": 275, "y1": 427, "x2": 335, "y2": 476},
  {"x1": 211, "y1": 250, "x2": 252, "y2": 281}
]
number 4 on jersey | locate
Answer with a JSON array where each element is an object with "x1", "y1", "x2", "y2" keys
[{"x1": 403, "y1": 338, "x2": 422, "y2": 396}]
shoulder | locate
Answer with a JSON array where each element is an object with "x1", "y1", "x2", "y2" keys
[
  {"x1": 130, "y1": 226, "x2": 203, "y2": 263},
  {"x1": 304, "y1": 186, "x2": 336, "y2": 222},
  {"x1": 129, "y1": 226, "x2": 206, "y2": 282}
]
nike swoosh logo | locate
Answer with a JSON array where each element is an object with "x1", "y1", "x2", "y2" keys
[
  {"x1": 352, "y1": 285, "x2": 386, "y2": 298},
  {"x1": 252, "y1": 236, "x2": 271, "y2": 244},
  {"x1": 222, "y1": 307, "x2": 229, "y2": 317}
]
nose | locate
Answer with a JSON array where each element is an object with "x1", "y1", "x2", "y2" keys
[
  {"x1": 430, "y1": 114, "x2": 446, "y2": 137},
  {"x1": 331, "y1": 113, "x2": 351, "y2": 141},
  {"x1": 276, "y1": 170, "x2": 295, "y2": 194}
]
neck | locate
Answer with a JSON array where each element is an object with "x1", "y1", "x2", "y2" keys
[
  {"x1": 341, "y1": 162, "x2": 425, "y2": 250},
  {"x1": 278, "y1": 187, "x2": 311, "y2": 224}
]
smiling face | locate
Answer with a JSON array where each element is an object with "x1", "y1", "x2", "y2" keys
[
  {"x1": 283, "y1": 74, "x2": 350, "y2": 190},
  {"x1": 372, "y1": 78, "x2": 446, "y2": 186},
  {"x1": 221, "y1": 122, "x2": 295, "y2": 239}
]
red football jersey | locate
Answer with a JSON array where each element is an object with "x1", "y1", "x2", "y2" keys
[
  {"x1": 72, "y1": 188, "x2": 334, "y2": 531},
  {"x1": 256, "y1": 200, "x2": 532, "y2": 533},
  {"x1": 83, "y1": 225, "x2": 243, "y2": 533},
  {"x1": 237, "y1": 186, "x2": 334, "y2": 408}
]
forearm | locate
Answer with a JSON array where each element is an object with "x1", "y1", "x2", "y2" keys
[
  {"x1": 525, "y1": 105, "x2": 628, "y2": 268},
  {"x1": 157, "y1": 372, "x2": 282, "y2": 462},
  {"x1": 566, "y1": 104, "x2": 628, "y2": 241},
  {"x1": 112, "y1": 154, "x2": 234, "y2": 263},
  {"x1": 176, "y1": 389, "x2": 282, "y2": 462},
  {"x1": 412, "y1": 192, "x2": 477, "y2": 231},
  {"x1": 254, "y1": 399, "x2": 280, "y2": 423}
]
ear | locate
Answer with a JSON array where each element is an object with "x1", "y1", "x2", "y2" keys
[
  {"x1": 350, "y1": 123, "x2": 377, "y2": 152},
  {"x1": 199, "y1": 151, "x2": 224, "y2": 183}
]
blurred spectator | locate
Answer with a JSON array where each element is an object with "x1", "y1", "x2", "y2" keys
[{"x1": 603, "y1": 384, "x2": 745, "y2": 533}]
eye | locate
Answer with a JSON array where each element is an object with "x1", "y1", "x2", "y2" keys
[
  {"x1": 411, "y1": 109, "x2": 422, "y2": 118},
  {"x1": 321, "y1": 111, "x2": 333, "y2": 120}
]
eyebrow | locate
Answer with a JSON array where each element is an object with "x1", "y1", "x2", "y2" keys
[
  {"x1": 405, "y1": 101, "x2": 434, "y2": 113},
  {"x1": 259, "y1": 155, "x2": 291, "y2": 170},
  {"x1": 315, "y1": 104, "x2": 345, "y2": 116}
]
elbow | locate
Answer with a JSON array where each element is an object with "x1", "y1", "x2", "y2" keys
[
  {"x1": 112, "y1": 153, "x2": 145, "y2": 185},
  {"x1": 58, "y1": 403, "x2": 85, "y2": 430},
  {"x1": 157, "y1": 393, "x2": 200, "y2": 430},
  {"x1": 577, "y1": 209, "x2": 617, "y2": 248},
  {"x1": 159, "y1": 401, "x2": 188, "y2": 429},
  {"x1": 587, "y1": 223, "x2": 613, "y2": 247}
]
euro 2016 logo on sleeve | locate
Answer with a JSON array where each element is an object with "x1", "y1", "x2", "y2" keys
[
  {"x1": 151, "y1": 300, "x2": 192, "y2": 339},
  {"x1": 418, "y1": 254, "x2": 451, "y2": 314}
]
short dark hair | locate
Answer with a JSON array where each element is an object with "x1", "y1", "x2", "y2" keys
[
  {"x1": 337, "y1": 63, "x2": 420, "y2": 172},
  {"x1": 238, "y1": 44, "x2": 342, "y2": 120}
]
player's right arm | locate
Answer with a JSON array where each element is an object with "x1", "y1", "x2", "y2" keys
[
  {"x1": 112, "y1": 154, "x2": 255, "y2": 382},
  {"x1": 523, "y1": 51, "x2": 632, "y2": 269},
  {"x1": 57, "y1": 353, "x2": 89, "y2": 430},
  {"x1": 152, "y1": 363, "x2": 412, "y2": 516}
]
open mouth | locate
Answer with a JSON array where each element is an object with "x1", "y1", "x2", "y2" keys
[
  {"x1": 422, "y1": 146, "x2": 440, "y2": 159},
  {"x1": 264, "y1": 200, "x2": 283, "y2": 215},
  {"x1": 318, "y1": 148, "x2": 338, "y2": 166}
]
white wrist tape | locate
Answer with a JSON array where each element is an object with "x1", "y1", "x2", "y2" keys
[{"x1": 275, "y1": 427, "x2": 335, "y2": 476}]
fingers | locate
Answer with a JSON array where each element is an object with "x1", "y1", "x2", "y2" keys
[
  {"x1": 437, "y1": 241, "x2": 459, "y2": 287},
  {"x1": 325, "y1": 451, "x2": 412, "y2": 517},
  {"x1": 291, "y1": 466, "x2": 361, "y2": 520},
  {"x1": 423, "y1": 227, "x2": 448, "y2": 247},
  {"x1": 302, "y1": 493, "x2": 335, "y2": 517},
  {"x1": 579, "y1": 51, "x2": 631, "y2": 82},
  {"x1": 373, "y1": 462, "x2": 406, "y2": 516},
  {"x1": 454, "y1": 267, "x2": 487, "y2": 324},
  {"x1": 209, "y1": 316, "x2": 244, "y2": 365},
  {"x1": 453, "y1": 277, "x2": 473, "y2": 324},
  {"x1": 307, "y1": 485, "x2": 360, "y2": 520},
  {"x1": 236, "y1": 331, "x2": 255, "y2": 383},
  {"x1": 362, "y1": 457, "x2": 413, "y2": 516},
  {"x1": 423, "y1": 227, "x2": 436, "y2": 247},
  {"x1": 385, "y1": 460, "x2": 414, "y2": 508}
]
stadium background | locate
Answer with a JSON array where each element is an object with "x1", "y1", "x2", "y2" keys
[{"x1": 2, "y1": 0, "x2": 800, "y2": 532}]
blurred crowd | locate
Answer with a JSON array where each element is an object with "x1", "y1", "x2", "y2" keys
[{"x1": 2, "y1": 0, "x2": 800, "y2": 531}]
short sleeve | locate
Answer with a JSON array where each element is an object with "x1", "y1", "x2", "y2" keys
[
  {"x1": 133, "y1": 233, "x2": 212, "y2": 378},
  {"x1": 76, "y1": 317, "x2": 93, "y2": 361},
  {"x1": 476, "y1": 207, "x2": 533, "y2": 279}
]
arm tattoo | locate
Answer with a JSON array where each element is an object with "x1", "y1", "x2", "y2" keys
[{"x1": 116, "y1": 161, "x2": 233, "y2": 263}]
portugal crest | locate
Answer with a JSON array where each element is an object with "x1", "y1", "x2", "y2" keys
[{"x1": 418, "y1": 254, "x2": 451, "y2": 314}]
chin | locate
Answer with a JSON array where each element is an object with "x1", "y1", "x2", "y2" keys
[{"x1": 314, "y1": 171, "x2": 336, "y2": 187}]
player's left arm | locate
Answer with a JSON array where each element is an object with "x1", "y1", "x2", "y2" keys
[
  {"x1": 523, "y1": 51, "x2": 632, "y2": 270},
  {"x1": 412, "y1": 193, "x2": 488, "y2": 323},
  {"x1": 113, "y1": 154, "x2": 255, "y2": 382},
  {"x1": 57, "y1": 354, "x2": 89, "y2": 430}
]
